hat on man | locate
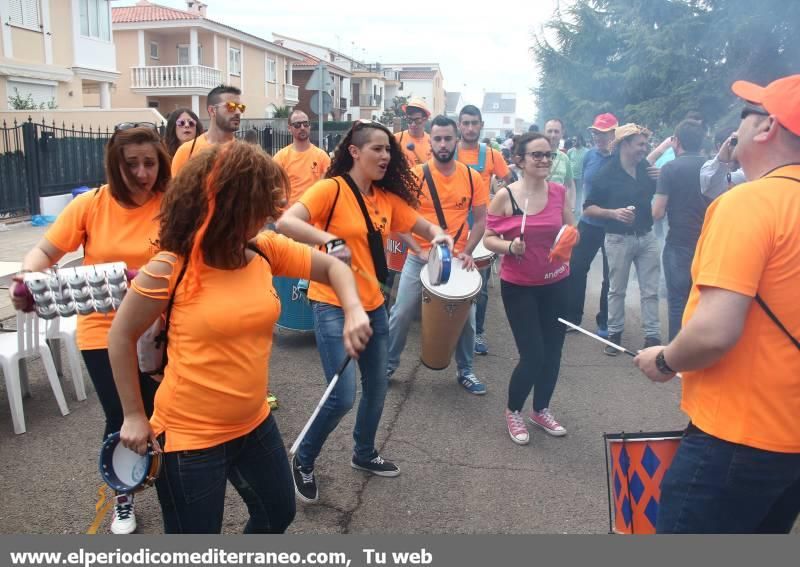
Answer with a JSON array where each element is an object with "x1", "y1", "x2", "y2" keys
[
  {"x1": 401, "y1": 97, "x2": 431, "y2": 118},
  {"x1": 588, "y1": 113, "x2": 618, "y2": 132},
  {"x1": 613, "y1": 123, "x2": 652, "y2": 146},
  {"x1": 732, "y1": 74, "x2": 800, "y2": 136}
]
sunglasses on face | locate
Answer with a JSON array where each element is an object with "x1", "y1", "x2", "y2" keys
[
  {"x1": 114, "y1": 121, "x2": 158, "y2": 133},
  {"x1": 741, "y1": 107, "x2": 769, "y2": 120},
  {"x1": 176, "y1": 119, "x2": 196, "y2": 128},
  {"x1": 291, "y1": 121, "x2": 310, "y2": 128},
  {"x1": 214, "y1": 101, "x2": 246, "y2": 113},
  {"x1": 406, "y1": 116, "x2": 426, "y2": 125},
  {"x1": 525, "y1": 151, "x2": 557, "y2": 161}
]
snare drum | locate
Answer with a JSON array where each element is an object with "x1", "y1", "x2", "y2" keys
[
  {"x1": 420, "y1": 259, "x2": 481, "y2": 370},
  {"x1": 472, "y1": 238, "x2": 495, "y2": 271},
  {"x1": 99, "y1": 432, "x2": 162, "y2": 494},
  {"x1": 604, "y1": 431, "x2": 683, "y2": 534},
  {"x1": 273, "y1": 276, "x2": 314, "y2": 332},
  {"x1": 386, "y1": 232, "x2": 408, "y2": 273}
]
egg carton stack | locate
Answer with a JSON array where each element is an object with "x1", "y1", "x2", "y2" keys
[{"x1": 24, "y1": 262, "x2": 129, "y2": 319}]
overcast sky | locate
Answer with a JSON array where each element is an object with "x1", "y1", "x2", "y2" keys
[{"x1": 116, "y1": 0, "x2": 562, "y2": 120}]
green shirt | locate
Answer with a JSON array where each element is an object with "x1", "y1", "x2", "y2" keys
[
  {"x1": 549, "y1": 151, "x2": 574, "y2": 186},
  {"x1": 567, "y1": 147, "x2": 589, "y2": 179}
]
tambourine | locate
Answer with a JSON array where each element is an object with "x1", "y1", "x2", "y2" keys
[
  {"x1": 20, "y1": 262, "x2": 134, "y2": 318},
  {"x1": 98, "y1": 431, "x2": 161, "y2": 494},
  {"x1": 426, "y1": 243, "x2": 452, "y2": 286}
]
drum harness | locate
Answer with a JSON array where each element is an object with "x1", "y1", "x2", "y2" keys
[{"x1": 421, "y1": 163, "x2": 474, "y2": 251}]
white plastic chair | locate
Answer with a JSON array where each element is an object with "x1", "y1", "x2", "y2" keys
[
  {"x1": 45, "y1": 317, "x2": 87, "y2": 402},
  {"x1": 1, "y1": 312, "x2": 69, "y2": 434}
]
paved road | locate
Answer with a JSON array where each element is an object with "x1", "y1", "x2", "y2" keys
[{"x1": 0, "y1": 222, "x2": 794, "y2": 534}]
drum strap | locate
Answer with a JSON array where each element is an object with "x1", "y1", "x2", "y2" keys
[
  {"x1": 754, "y1": 175, "x2": 800, "y2": 351},
  {"x1": 340, "y1": 175, "x2": 389, "y2": 285},
  {"x1": 422, "y1": 163, "x2": 474, "y2": 248}
]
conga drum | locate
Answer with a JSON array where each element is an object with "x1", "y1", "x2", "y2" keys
[
  {"x1": 472, "y1": 238, "x2": 495, "y2": 271},
  {"x1": 386, "y1": 231, "x2": 408, "y2": 273},
  {"x1": 604, "y1": 431, "x2": 683, "y2": 534},
  {"x1": 273, "y1": 277, "x2": 314, "y2": 332},
  {"x1": 420, "y1": 259, "x2": 481, "y2": 370}
]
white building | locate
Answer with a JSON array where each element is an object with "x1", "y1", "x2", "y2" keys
[
  {"x1": 382, "y1": 63, "x2": 445, "y2": 117},
  {"x1": 482, "y1": 92, "x2": 516, "y2": 140}
]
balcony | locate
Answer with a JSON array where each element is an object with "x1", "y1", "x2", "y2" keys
[
  {"x1": 284, "y1": 84, "x2": 299, "y2": 104},
  {"x1": 353, "y1": 94, "x2": 382, "y2": 108},
  {"x1": 130, "y1": 65, "x2": 223, "y2": 94}
]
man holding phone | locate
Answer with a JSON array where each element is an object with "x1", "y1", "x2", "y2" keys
[{"x1": 700, "y1": 128, "x2": 747, "y2": 200}]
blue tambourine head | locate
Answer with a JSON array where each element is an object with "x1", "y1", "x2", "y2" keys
[
  {"x1": 98, "y1": 431, "x2": 157, "y2": 494},
  {"x1": 427, "y1": 243, "x2": 452, "y2": 286}
]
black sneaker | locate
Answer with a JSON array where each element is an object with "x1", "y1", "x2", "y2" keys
[
  {"x1": 604, "y1": 333, "x2": 623, "y2": 357},
  {"x1": 350, "y1": 454, "x2": 400, "y2": 477},
  {"x1": 292, "y1": 455, "x2": 318, "y2": 503},
  {"x1": 643, "y1": 336, "x2": 661, "y2": 349}
]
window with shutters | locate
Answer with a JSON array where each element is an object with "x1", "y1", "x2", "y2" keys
[
  {"x1": 266, "y1": 57, "x2": 277, "y2": 83},
  {"x1": 7, "y1": 81, "x2": 55, "y2": 109},
  {"x1": 79, "y1": 0, "x2": 111, "y2": 41},
  {"x1": 8, "y1": 0, "x2": 41, "y2": 31},
  {"x1": 229, "y1": 48, "x2": 241, "y2": 76}
]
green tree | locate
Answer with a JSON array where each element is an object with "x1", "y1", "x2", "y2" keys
[{"x1": 7, "y1": 88, "x2": 58, "y2": 110}]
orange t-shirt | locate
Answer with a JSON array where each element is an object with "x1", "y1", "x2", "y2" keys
[
  {"x1": 411, "y1": 160, "x2": 488, "y2": 254},
  {"x1": 395, "y1": 130, "x2": 432, "y2": 167},
  {"x1": 299, "y1": 177, "x2": 419, "y2": 310},
  {"x1": 133, "y1": 231, "x2": 311, "y2": 452},
  {"x1": 456, "y1": 144, "x2": 510, "y2": 187},
  {"x1": 171, "y1": 134, "x2": 230, "y2": 176},
  {"x1": 680, "y1": 165, "x2": 800, "y2": 453},
  {"x1": 44, "y1": 186, "x2": 162, "y2": 350},
  {"x1": 272, "y1": 144, "x2": 331, "y2": 206}
]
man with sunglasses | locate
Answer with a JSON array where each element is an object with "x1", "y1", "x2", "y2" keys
[
  {"x1": 172, "y1": 85, "x2": 244, "y2": 175},
  {"x1": 634, "y1": 74, "x2": 800, "y2": 534},
  {"x1": 273, "y1": 110, "x2": 331, "y2": 207},
  {"x1": 395, "y1": 97, "x2": 432, "y2": 168}
]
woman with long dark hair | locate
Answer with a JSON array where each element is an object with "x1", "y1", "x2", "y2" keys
[
  {"x1": 277, "y1": 120, "x2": 451, "y2": 503},
  {"x1": 164, "y1": 108, "x2": 204, "y2": 157},
  {"x1": 10, "y1": 125, "x2": 170, "y2": 533},
  {"x1": 483, "y1": 132, "x2": 576, "y2": 445},
  {"x1": 108, "y1": 141, "x2": 371, "y2": 533}
]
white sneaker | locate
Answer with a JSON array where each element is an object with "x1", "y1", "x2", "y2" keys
[{"x1": 111, "y1": 493, "x2": 137, "y2": 534}]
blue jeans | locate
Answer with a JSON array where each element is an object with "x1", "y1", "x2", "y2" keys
[
  {"x1": 475, "y1": 266, "x2": 491, "y2": 336},
  {"x1": 657, "y1": 426, "x2": 800, "y2": 533},
  {"x1": 155, "y1": 414, "x2": 295, "y2": 534},
  {"x1": 387, "y1": 253, "x2": 475, "y2": 375},
  {"x1": 297, "y1": 303, "x2": 390, "y2": 467},
  {"x1": 662, "y1": 243, "x2": 695, "y2": 341}
]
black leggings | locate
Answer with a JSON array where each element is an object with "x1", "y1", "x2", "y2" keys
[
  {"x1": 501, "y1": 279, "x2": 568, "y2": 412},
  {"x1": 81, "y1": 349, "x2": 159, "y2": 440}
]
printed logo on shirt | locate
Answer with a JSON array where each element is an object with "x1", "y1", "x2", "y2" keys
[
  {"x1": 544, "y1": 264, "x2": 568, "y2": 280},
  {"x1": 455, "y1": 196, "x2": 468, "y2": 209}
]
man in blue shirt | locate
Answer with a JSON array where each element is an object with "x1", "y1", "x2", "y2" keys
[{"x1": 564, "y1": 113, "x2": 618, "y2": 336}]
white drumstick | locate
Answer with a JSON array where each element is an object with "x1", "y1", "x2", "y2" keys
[
  {"x1": 290, "y1": 357, "x2": 352, "y2": 457},
  {"x1": 520, "y1": 198, "x2": 529, "y2": 236},
  {"x1": 559, "y1": 318, "x2": 636, "y2": 356}
]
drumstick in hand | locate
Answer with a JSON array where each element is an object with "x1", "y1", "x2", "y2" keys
[
  {"x1": 290, "y1": 356, "x2": 352, "y2": 457},
  {"x1": 516, "y1": 198, "x2": 528, "y2": 263}
]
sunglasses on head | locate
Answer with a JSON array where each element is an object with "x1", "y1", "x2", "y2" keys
[
  {"x1": 214, "y1": 101, "x2": 246, "y2": 113},
  {"x1": 741, "y1": 106, "x2": 770, "y2": 120},
  {"x1": 176, "y1": 118, "x2": 196, "y2": 128},
  {"x1": 290, "y1": 120, "x2": 310, "y2": 128},
  {"x1": 525, "y1": 151, "x2": 557, "y2": 161},
  {"x1": 114, "y1": 122, "x2": 158, "y2": 133}
]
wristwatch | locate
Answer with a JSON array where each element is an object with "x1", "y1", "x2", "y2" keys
[{"x1": 655, "y1": 349, "x2": 676, "y2": 375}]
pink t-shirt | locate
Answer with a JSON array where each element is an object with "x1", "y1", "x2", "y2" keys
[{"x1": 487, "y1": 182, "x2": 570, "y2": 286}]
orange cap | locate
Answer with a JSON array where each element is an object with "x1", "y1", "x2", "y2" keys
[{"x1": 732, "y1": 74, "x2": 800, "y2": 136}]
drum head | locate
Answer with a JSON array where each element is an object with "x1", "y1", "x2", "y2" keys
[
  {"x1": 99, "y1": 432, "x2": 150, "y2": 493},
  {"x1": 426, "y1": 244, "x2": 452, "y2": 286},
  {"x1": 421, "y1": 258, "x2": 481, "y2": 300},
  {"x1": 472, "y1": 238, "x2": 494, "y2": 262}
]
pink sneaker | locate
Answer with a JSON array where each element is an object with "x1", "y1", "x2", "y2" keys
[
  {"x1": 505, "y1": 409, "x2": 529, "y2": 445},
  {"x1": 528, "y1": 408, "x2": 567, "y2": 437}
]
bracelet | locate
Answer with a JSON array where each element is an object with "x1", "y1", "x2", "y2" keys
[
  {"x1": 655, "y1": 349, "x2": 676, "y2": 375},
  {"x1": 325, "y1": 238, "x2": 346, "y2": 254},
  {"x1": 507, "y1": 241, "x2": 515, "y2": 256}
]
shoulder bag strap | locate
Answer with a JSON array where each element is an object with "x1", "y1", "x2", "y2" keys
[
  {"x1": 342, "y1": 174, "x2": 378, "y2": 234},
  {"x1": 157, "y1": 257, "x2": 189, "y2": 372},
  {"x1": 422, "y1": 163, "x2": 448, "y2": 230},
  {"x1": 755, "y1": 294, "x2": 800, "y2": 351},
  {"x1": 246, "y1": 242, "x2": 271, "y2": 265},
  {"x1": 324, "y1": 180, "x2": 342, "y2": 232}
]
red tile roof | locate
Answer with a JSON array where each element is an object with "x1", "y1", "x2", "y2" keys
[
  {"x1": 112, "y1": 1, "x2": 200, "y2": 23},
  {"x1": 293, "y1": 51, "x2": 350, "y2": 75},
  {"x1": 399, "y1": 70, "x2": 437, "y2": 80}
]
